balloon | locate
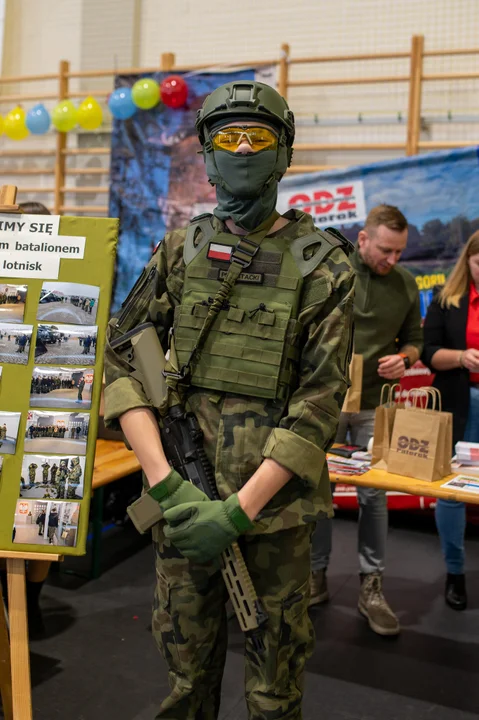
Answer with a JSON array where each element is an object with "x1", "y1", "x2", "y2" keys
[
  {"x1": 77, "y1": 96, "x2": 103, "y2": 130},
  {"x1": 160, "y1": 75, "x2": 188, "y2": 109},
  {"x1": 0, "y1": 115, "x2": 4, "y2": 136},
  {"x1": 4, "y1": 106, "x2": 29, "y2": 141},
  {"x1": 26, "y1": 104, "x2": 51, "y2": 134},
  {"x1": 108, "y1": 87, "x2": 136, "y2": 119},
  {"x1": 131, "y1": 78, "x2": 160, "y2": 110},
  {"x1": 52, "y1": 100, "x2": 77, "y2": 132}
]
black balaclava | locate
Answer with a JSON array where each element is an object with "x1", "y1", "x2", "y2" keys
[{"x1": 203, "y1": 120, "x2": 291, "y2": 232}]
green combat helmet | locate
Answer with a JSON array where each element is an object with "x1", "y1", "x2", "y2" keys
[{"x1": 196, "y1": 80, "x2": 295, "y2": 165}]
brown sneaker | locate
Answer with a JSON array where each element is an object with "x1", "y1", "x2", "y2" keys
[
  {"x1": 358, "y1": 572, "x2": 400, "y2": 636},
  {"x1": 309, "y1": 569, "x2": 329, "y2": 606}
]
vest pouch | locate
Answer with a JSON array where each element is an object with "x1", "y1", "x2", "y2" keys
[{"x1": 174, "y1": 290, "x2": 293, "y2": 399}]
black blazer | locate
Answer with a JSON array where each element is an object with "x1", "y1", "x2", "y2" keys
[{"x1": 421, "y1": 293, "x2": 470, "y2": 446}]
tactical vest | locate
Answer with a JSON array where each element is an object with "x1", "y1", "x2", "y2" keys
[{"x1": 173, "y1": 212, "x2": 349, "y2": 401}]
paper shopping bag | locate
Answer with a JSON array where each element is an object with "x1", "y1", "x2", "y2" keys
[
  {"x1": 342, "y1": 354, "x2": 363, "y2": 413},
  {"x1": 371, "y1": 384, "x2": 403, "y2": 470},
  {"x1": 416, "y1": 387, "x2": 452, "y2": 477},
  {"x1": 387, "y1": 388, "x2": 452, "y2": 481}
]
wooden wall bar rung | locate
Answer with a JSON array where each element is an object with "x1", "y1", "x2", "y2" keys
[
  {"x1": 62, "y1": 148, "x2": 110, "y2": 156},
  {"x1": 67, "y1": 168, "x2": 109, "y2": 175},
  {"x1": 67, "y1": 65, "x2": 162, "y2": 79},
  {"x1": 0, "y1": 169, "x2": 55, "y2": 175},
  {"x1": 68, "y1": 91, "x2": 111, "y2": 99},
  {"x1": 60, "y1": 205, "x2": 108, "y2": 212},
  {"x1": 0, "y1": 93, "x2": 58, "y2": 103},
  {"x1": 288, "y1": 75, "x2": 409, "y2": 88},
  {"x1": 61, "y1": 186, "x2": 108, "y2": 193},
  {"x1": 66, "y1": 58, "x2": 278, "y2": 80},
  {"x1": 17, "y1": 188, "x2": 55, "y2": 194},
  {"x1": 0, "y1": 72, "x2": 58, "y2": 84},
  {"x1": 290, "y1": 51, "x2": 410, "y2": 64},
  {"x1": 294, "y1": 142, "x2": 405, "y2": 151},
  {"x1": 422, "y1": 71, "x2": 479, "y2": 81},
  {"x1": 171, "y1": 58, "x2": 278, "y2": 72},
  {"x1": 424, "y1": 47, "x2": 479, "y2": 57},
  {"x1": 0, "y1": 150, "x2": 56, "y2": 157}
]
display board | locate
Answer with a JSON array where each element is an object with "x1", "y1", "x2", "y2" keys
[{"x1": 0, "y1": 214, "x2": 118, "y2": 555}]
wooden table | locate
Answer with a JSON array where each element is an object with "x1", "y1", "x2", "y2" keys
[
  {"x1": 329, "y1": 466, "x2": 479, "y2": 505},
  {"x1": 93, "y1": 438, "x2": 141, "y2": 490}
]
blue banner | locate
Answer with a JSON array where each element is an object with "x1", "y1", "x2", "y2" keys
[{"x1": 277, "y1": 146, "x2": 479, "y2": 316}]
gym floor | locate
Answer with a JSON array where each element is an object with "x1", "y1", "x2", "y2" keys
[{"x1": 27, "y1": 512, "x2": 479, "y2": 720}]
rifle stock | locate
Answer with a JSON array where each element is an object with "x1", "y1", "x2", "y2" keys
[{"x1": 111, "y1": 321, "x2": 268, "y2": 651}]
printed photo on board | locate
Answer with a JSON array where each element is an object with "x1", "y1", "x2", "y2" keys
[
  {"x1": 0, "y1": 323, "x2": 33, "y2": 365},
  {"x1": 0, "y1": 283, "x2": 27, "y2": 323},
  {"x1": 13, "y1": 500, "x2": 80, "y2": 547},
  {"x1": 35, "y1": 324, "x2": 97, "y2": 366},
  {"x1": 0, "y1": 411, "x2": 21, "y2": 454},
  {"x1": 37, "y1": 282, "x2": 99, "y2": 325},
  {"x1": 19, "y1": 454, "x2": 85, "y2": 500},
  {"x1": 24, "y1": 410, "x2": 89, "y2": 455},
  {"x1": 30, "y1": 367, "x2": 94, "y2": 409}
]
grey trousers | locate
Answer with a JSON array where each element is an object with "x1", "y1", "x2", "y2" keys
[{"x1": 311, "y1": 410, "x2": 388, "y2": 575}]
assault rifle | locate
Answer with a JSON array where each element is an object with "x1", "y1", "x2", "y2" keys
[{"x1": 110, "y1": 322, "x2": 268, "y2": 652}]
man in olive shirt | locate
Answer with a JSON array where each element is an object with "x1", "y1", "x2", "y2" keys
[{"x1": 311, "y1": 204, "x2": 423, "y2": 636}]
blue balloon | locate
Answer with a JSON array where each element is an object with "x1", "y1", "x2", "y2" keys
[
  {"x1": 26, "y1": 104, "x2": 51, "y2": 134},
  {"x1": 108, "y1": 88, "x2": 136, "y2": 120}
]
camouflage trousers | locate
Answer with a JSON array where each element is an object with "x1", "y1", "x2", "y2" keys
[{"x1": 151, "y1": 522, "x2": 314, "y2": 720}]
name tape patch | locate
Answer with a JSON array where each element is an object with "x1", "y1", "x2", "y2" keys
[{"x1": 218, "y1": 269, "x2": 263, "y2": 284}]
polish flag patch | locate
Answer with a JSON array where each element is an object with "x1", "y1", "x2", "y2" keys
[{"x1": 207, "y1": 243, "x2": 233, "y2": 262}]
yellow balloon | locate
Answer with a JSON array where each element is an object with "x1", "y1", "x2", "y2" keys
[
  {"x1": 52, "y1": 100, "x2": 77, "y2": 132},
  {"x1": 0, "y1": 115, "x2": 4, "y2": 136},
  {"x1": 4, "y1": 106, "x2": 29, "y2": 141},
  {"x1": 77, "y1": 96, "x2": 103, "y2": 130}
]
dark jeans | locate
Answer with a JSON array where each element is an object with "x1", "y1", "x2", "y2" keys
[{"x1": 435, "y1": 386, "x2": 479, "y2": 574}]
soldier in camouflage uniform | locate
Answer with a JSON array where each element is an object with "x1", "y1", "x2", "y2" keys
[
  {"x1": 56, "y1": 459, "x2": 68, "y2": 499},
  {"x1": 66, "y1": 456, "x2": 82, "y2": 499},
  {"x1": 104, "y1": 81, "x2": 355, "y2": 719},
  {"x1": 50, "y1": 462, "x2": 58, "y2": 488},
  {"x1": 28, "y1": 462, "x2": 38, "y2": 488},
  {"x1": 41, "y1": 461, "x2": 50, "y2": 485}
]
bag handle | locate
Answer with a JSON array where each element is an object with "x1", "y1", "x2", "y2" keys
[
  {"x1": 390, "y1": 383, "x2": 401, "y2": 405},
  {"x1": 420, "y1": 386, "x2": 442, "y2": 412},
  {"x1": 406, "y1": 388, "x2": 428, "y2": 408},
  {"x1": 380, "y1": 383, "x2": 392, "y2": 406}
]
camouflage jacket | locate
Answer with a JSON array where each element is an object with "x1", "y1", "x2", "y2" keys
[{"x1": 104, "y1": 210, "x2": 355, "y2": 534}]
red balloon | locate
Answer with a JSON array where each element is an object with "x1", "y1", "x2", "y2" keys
[{"x1": 161, "y1": 75, "x2": 188, "y2": 109}]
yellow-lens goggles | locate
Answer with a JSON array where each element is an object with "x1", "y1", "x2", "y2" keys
[{"x1": 212, "y1": 126, "x2": 278, "y2": 153}]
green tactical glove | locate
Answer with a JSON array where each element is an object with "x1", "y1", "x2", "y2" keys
[
  {"x1": 163, "y1": 494, "x2": 254, "y2": 563},
  {"x1": 151, "y1": 468, "x2": 209, "y2": 513},
  {"x1": 127, "y1": 469, "x2": 208, "y2": 535}
]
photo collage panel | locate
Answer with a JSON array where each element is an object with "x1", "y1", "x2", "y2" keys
[{"x1": 0, "y1": 279, "x2": 100, "y2": 549}]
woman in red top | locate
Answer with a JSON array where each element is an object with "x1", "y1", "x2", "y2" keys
[{"x1": 423, "y1": 230, "x2": 479, "y2": 611}]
